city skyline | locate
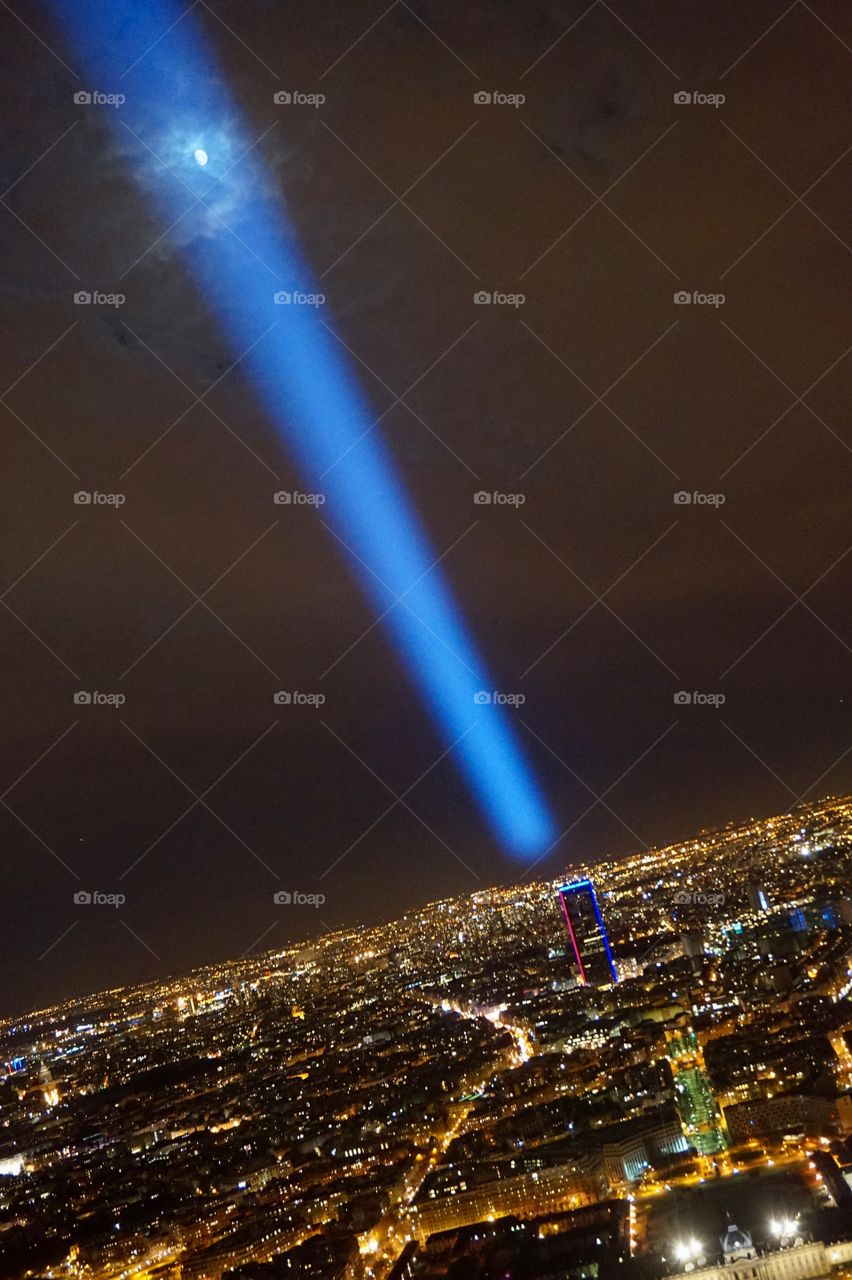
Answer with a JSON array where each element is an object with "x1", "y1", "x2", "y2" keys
[
  {"x1": 2, "y1": 3, "x2": 852, "y2": 1276},
  {"x1": 1, "y1": 783, "x2": 850, "y2": 1277},
  {"x1": 2, "y1": 0, "x2": 852, "y2": 1014},
  {"x1": 2, "y1": 784, "x2": 847, "y2": 1023}
]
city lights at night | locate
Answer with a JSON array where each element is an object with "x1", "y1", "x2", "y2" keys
[{"x1": 1, "y1": 1, "x2": 852, "y2": 1278}]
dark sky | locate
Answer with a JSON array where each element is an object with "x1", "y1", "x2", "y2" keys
[{"x1": 1, "y1": 0, "x2": 851, "y2": 1016}]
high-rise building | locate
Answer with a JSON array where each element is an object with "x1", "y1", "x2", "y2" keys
[
  {"x1": 557, "y1": 879, "x2": 617, "y2": 986},
  {"x1": 747, "y1": 880, "x2": 770, "y2": 912}
]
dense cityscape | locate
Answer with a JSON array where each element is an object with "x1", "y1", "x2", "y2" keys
[
  {"x1": 4, "y1": 0, "x2": 851, "y2": 1277},
  {"x1": 1, "y1": 793, "x2": 851, "y2": 1280}
]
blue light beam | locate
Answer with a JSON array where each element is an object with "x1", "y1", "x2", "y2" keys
[{"x1": 51, "y1": 0, "x2": 556, "y2": 857}]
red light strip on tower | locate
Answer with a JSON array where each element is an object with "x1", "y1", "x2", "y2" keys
[{"x1": 559, "y1": 889, "x2": 588, "y2": 985}]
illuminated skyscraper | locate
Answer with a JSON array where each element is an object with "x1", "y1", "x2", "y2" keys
[
  {"x1": 557, "y1": 879, "x2": 617, "y2": 986},
  {"x1": 747, "y1": 879, "x2": 770, "y2": 912}
]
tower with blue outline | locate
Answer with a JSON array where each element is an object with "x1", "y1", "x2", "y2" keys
[{"x1": 557, "y1": 879, "x2": 618, "y2": 986}]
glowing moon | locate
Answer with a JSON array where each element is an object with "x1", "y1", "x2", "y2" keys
[{"x1": 193, "y1": 148, "x2": 208, "y2": 167}]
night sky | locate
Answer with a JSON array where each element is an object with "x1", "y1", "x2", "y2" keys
[{"x1": 1, "y1": 0, "x2": 851, "y2": 1016}]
